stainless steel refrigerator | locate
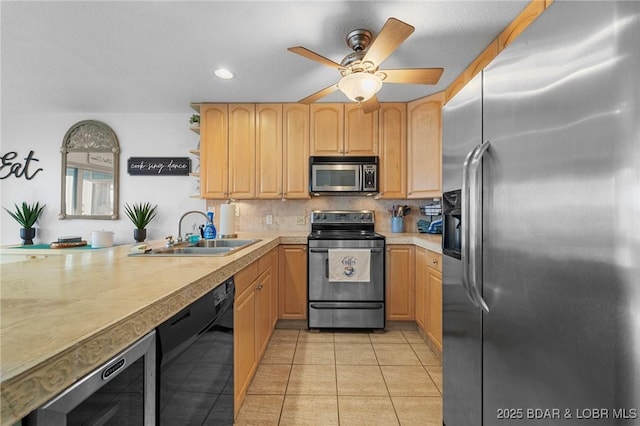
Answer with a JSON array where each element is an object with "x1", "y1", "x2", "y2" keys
[{"x1": 442, "y1": 2, "x2": 640, "y2": 425}]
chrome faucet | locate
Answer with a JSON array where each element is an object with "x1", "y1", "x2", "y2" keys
[{"x1": 177, "y1": 210, "x2": 210, "y2": 242}]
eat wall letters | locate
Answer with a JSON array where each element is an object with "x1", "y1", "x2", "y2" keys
[{"x1": 0, "y1": 150, "x2": 44, "y2": 180}]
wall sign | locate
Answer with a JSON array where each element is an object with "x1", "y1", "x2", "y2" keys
[
  {"x1": 0, "y1": 150, "x2": 44, "y2": 180},
  {"x1": 127, "y1": 157, "x2": 190, "y2": 176}
]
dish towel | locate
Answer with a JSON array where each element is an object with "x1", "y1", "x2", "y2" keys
[{"x1": 328, "y1": 249, "x2": 371, "y2": 282}]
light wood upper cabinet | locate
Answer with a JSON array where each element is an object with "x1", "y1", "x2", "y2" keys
[
  {"x1": 310, "y1": 104, "x2": 344, "y2": 155},
  {"x1": 200, "y1": 104, "x2": 229, "y2": 199},
  {"x1": 229, "y1": 104, "x2": 256, "y2": 199},
  {"x1": 256, "y1": 104, "x2": 283, "y2": 199},
  {"x1": 283, "y1": 104, "x2": 310, "y2": 199},
  {"x1": 386, "y1": 245, "x2": 415, "y2": 321},
  {"x1": 378, "y1": 103, "x2": 406, "y2": 199},
  {"x1": 344, "y1": 104, "x2": 378, "y2": 156},
  {"x1": 310, "y1": 103, "x2": 378, "y2": 156},
  {"x1": 407, "y1": 92, "x2": 444, "y2": 198}
]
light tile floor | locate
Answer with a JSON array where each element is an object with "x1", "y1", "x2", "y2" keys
[{"x1": 235, "y1": 329, "x2": 442, "y2": 425}]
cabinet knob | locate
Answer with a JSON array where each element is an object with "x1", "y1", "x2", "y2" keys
[
  {"x1": 432, "y1": 259, "x2": 438, "y2": 265},
  {"x1": 256, "y1": 284, "x2": 264, "y2": 290}
]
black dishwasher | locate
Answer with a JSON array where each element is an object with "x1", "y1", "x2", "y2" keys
[{"x1": 156, "y1": 277, "x2": 234, "y2": 426}]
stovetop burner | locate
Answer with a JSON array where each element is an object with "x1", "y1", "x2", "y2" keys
[
  {"x1": 308, "y1": 229, "x2": 385, "y2": 240},
  {"x1": 308, "y1": 210, "x2": 385, "y2": 241}
]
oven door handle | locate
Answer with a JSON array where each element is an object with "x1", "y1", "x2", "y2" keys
[
  {"x1": 325, "y1": 258, "x2": 329, "y2": 279},
  {"x1": 309, "y1": 303, "x2": 384, "y2": 310},
  {"x1": 309, "y1": 248, "x2": 382, "y2": 252}
]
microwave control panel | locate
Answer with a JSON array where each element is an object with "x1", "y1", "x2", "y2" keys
[{"x1": 362, "y1": 165, "x2": 377, "y2": 191}]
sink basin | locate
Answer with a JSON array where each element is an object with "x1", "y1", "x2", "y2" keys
[
  {"x1": 194, "y1": 239, "x2": 259, "y2": 248},
  {"x1": 129, "y1": 239, "x2": 261, "y2": 257}
]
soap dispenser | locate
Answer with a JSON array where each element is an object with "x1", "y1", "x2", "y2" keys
[{"x1": 203, "y1": 211, "x2": 217, "y2": 240}]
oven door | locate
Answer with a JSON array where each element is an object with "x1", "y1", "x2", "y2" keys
[
  {"x1": 311, "y1": 164, "x2": 361, "y2": 192},
  {"x1": 308, "y1": 240, "x2": 384, "y2": 301}
]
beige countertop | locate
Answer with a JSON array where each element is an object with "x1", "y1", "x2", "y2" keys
[{"x1": 0, "y1": 230, "x2": 438, "y2": 424}]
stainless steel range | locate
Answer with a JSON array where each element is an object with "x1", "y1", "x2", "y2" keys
[{"x1": 307, "y1": 210, "x2": 386, "y2": 330}]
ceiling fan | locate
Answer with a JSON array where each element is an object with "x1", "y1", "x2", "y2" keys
[{"x1": 288, "y1": 17, "x2": 444, "y2": 113}]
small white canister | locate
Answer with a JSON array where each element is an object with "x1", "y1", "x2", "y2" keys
[{"x1": 91, "y1": 230, "x2": 114, "y2": 248}]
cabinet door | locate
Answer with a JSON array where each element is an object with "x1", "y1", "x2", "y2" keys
[
  {"x1": 200, "y1": 104, "x2": 228, "y2": 198},
  {"x1": 278, "y1": 245, "x2": 308, "y2": 320},
  {"x1": 378, "y1": 103, "x2": 407, "y2": 198},
  {"x1": 407, "y1": 92, "x2": 444, "y2": 198},
  {"x1": 234, "y1": 285, "x2": 256, "y2": 417},
  {"x1": 283, "y1": 104, "x2": 310, "y2": 199},
  {"x1": 310, "y1": 103, "x2": 344, "y2": 155},
  {"x1": 270, "y1": 248, "x2": 279, "y2": 328},
  {"x1": 255, "y1": 267, "x2": 273, "y2": 360},
  {"x1": 229, "y1": 104, "x2": 256, "y2": 199},
  {"x1": 385, "y1": 245, "x2": 415, "y2": 321},
  {"x1": 415, "y1": 247, "x2": 428, "y2": 331},
  {"x1": 256, "y1": 104, "x2": 283, "y2": 199},
  {"x1": 344, "y1": 104, "x2": 378, "y2": 156},
  {"x1": 427, "y1": 268, "x2": 443, "y2": 352}
]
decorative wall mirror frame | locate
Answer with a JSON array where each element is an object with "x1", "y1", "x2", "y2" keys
[{"x1": 60, "y1": 120, "x2": 119, "y2": 220}]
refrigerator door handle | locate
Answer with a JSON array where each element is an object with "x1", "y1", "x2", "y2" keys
[
  {"x1": 462, "y1": 144, "x2": 480, "y2": 307},
  {"x1": 468, "y1": 139, "x2": 491, "y2": 313}
]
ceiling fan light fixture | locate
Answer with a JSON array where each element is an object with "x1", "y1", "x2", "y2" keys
[{"x1": 338, "y1": 72, "x2": 383, "y2": 103}]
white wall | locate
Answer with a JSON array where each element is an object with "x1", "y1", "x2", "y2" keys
[
  {"x1": 1, "y1": 113, "x2": 205, "y2": 246},
  {"x1": 1, "y1": 112, "x2": 441, "y2": 246}
]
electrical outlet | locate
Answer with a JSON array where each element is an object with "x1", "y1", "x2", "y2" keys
[
  {"x1": 235, "y1": 206, "x2": 240, "y2": 217},
  {"x1": 266, "y1": 214, "x2": 273, "y2": 225},
  {"x1": 296, "y1": 215, "x2": 305, "y2": 225}
]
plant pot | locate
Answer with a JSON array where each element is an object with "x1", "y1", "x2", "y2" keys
[
  {"x1": 20, "y1": 227, "x2": 36, "y2": 245},
  {"x1": 133, "y1": 228, "x2": 147, "y2": 243}
]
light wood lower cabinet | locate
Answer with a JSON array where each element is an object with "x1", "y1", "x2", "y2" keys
[
  {"x1": 427, "y1": 265, "x2": 443, "y2": 351},
  {"x1": 415, "y1": 247, "x2": 443, "y2": 352},
  {"x1": 278, "y1": 245, "x2": 307, "y2": 320},
  {"x1": 234, "y1": 249, "x2": 276, "y2": 418},
  {"x1": 385, "y1": 245, "x2": 415, "y2": 321},
  {"x1": 415, "y1": 247, "x2": 428, "y2": 331}
]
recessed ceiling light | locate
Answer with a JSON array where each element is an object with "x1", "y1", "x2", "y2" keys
[{"x1": 214, "y1": 68, "x2": 234, "y2": 79}]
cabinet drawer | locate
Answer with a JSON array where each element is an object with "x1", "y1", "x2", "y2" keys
[
  {"x1": 236, "y1": 261, "x2": 258, "y2": 295},
  {"x1": 258, "y1": 250, "x2": 273, "y2": 275},
  {"x1": 425, "y1": 250, "x2": 442, "y2": 272}
]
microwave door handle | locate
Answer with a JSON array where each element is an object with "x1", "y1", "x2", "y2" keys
[
  {"x1": 468, "y1": 140, "x2": 491, "y2": 313},
  {"x1": 462, "y1": 144, "x2": 480, "y2": 308}
]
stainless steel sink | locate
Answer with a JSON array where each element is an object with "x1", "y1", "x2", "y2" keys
[
  {"x1": 129, "y1": 239, "x2": 261, "y2": 257},
  {"x1": 193, "y1": 239, "x2": 259, "y2": 248}
]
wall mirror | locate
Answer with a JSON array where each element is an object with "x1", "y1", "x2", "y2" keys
[{"x1": 60, "y1": 120, "x2": 119, "y2": 219}]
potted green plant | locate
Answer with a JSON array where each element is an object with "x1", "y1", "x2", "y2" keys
[
  {"x1": 3, "y1": 201, "x2": 46, "y2": 245},
  {"x1": 124, "y1": 202, "x2": 158, "y2": 243},
  {"x1": 189, "y1": 114, "x2": 200, "y2": 128}
]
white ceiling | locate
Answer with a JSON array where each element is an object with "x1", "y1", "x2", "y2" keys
[{"x1": 1, "y1": 0, "x2": 529, "y2": 114}]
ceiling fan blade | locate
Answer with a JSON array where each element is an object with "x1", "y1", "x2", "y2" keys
[
  {"x1": 381, "y1": 68, "x2": 444, "y2": 85},
  {"x1": 361, "y1": 96, "x2": 381, "y2": 113},
  {"x1": 363, "y1": 18, "x2": 415, "y2": 67},
  {"x1": 298, "y1": 83, "x2": 340, "y2": 104},
  {"x1": 288, "y1": 46, "x2": 342, "y2": 69}
]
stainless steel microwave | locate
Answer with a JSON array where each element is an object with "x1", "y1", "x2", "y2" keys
[{"x1": 309, "y1": 156, "x2": 378, "y2": 195}]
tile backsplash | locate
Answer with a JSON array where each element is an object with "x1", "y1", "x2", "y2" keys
[{"x1": 205, "y1": 197, "x2": 441, "y2": 234}]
